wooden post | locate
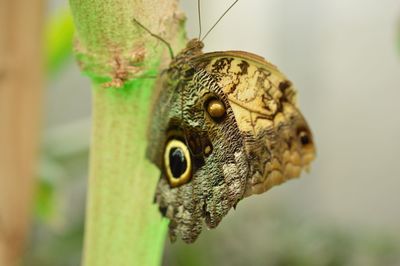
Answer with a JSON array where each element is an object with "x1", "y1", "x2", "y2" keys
[{"x1": 0, "y1": 0, "x2": 45, "y2": 265}]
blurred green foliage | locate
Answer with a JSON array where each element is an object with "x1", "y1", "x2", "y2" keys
[
  {"x1": 27, "y1": 9, "x2": 85, "y2": 263},
  {"x1": 45, "y1": 8, "x2": 74, "y2": 75},
  {"x1": 34, "y1": 174, "x2": 55, "y2": 221}
]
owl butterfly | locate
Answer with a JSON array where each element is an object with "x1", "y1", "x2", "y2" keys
[{"x1": 145, "y1": 1, "x2": 316, "y2": 243}]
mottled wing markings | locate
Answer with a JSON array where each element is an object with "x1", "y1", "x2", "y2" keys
[{"x1": 196, "y1": 55, "x2": 314, "y2": 197}]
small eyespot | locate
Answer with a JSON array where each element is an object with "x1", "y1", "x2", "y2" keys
[
  {"x1": 164, "y1": 139, "x2": 192, "y2": 187},
  {"x1": 205, "y1": 97, "x2": 226, "y2": 122},
  {"x1": 299, "y1": 130, "x2": 311, "y2": 146},
  {"x1": 204, "y1": 145, "x2": 212, "y2": 156}
]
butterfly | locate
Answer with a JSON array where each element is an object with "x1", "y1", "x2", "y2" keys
[{"x1": 144, "y1": 1, "x2": 316, "y2": 243}]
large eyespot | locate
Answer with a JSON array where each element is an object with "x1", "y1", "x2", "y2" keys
[
  {"x1": 164, "y1": 139, "x2": 192, "y2": 187},
  {"x1": 204, "y1": 97, "x2": 226, "y2": 122}
]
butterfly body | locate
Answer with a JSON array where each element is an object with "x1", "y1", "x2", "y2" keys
[{"x1": 147, "y1": 39, "x2": 315, "y2": 243}]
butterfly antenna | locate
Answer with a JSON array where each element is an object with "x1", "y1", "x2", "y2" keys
[
  {"x1": 132, "y1": 18, "x2": 174, "y2": 59},
  {"x1": 198, "y1": 0, "x2": 202, "y2": 39},
  {"x1": 201, "y1": 0, "x2": 240, "y2": 42}
]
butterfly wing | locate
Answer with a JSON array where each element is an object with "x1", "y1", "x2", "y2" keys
[
  {"x1": 147, "y1": 67, "x2": 249, "y2": 243},
  {"x1": 147, "y1": 48, "x2": 316, "y2": 243},
  {"x1": 192, "y1": 51, "x2": 316, "y2": 197}
]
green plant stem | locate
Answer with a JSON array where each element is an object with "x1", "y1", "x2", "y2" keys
[
  {"x1": 85, "y1": 83, "x2": 168, "y2": 266},
  {"x1": 68, "y1": 0, "x2": 186, "y2": 265}
]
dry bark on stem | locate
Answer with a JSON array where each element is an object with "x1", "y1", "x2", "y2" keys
[
  {"x1": 0, "y1": 1, "x2": 45, "y2": 265},
  {"x1": 69, "y1": 0, "x2": 186, "y2": 265}
]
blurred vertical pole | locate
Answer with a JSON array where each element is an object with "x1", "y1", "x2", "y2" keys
[{"x1": 0, "y1": 0, "x2": 45, "y2": 265}]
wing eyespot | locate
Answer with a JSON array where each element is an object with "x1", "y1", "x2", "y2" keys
[
  {"x1": 204, "y1": 97, "x2": 226, "y2": 122},
  {"x1": 297, "y1": 129, "x2": 312, "y2": 147},
  {"x1": 164, "y1": 139, "x2": 192, "y2": 187}
]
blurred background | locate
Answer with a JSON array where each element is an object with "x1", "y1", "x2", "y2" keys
[{"x1": 6, "y1": 0, "x2": 400, "y2": 265}]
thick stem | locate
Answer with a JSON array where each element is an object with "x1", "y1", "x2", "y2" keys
[
  {"x1": 68, "y1": 0, "x2": 186, "y2": 265},
  {"x1": 85, "y1": 82, "x2": 168, "y2": 266},
  {"x1": 0, "y1": 1, "x2": 45, "y2": 265}
]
